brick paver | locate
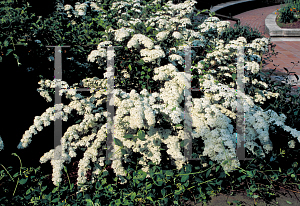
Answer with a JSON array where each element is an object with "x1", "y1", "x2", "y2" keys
[{"x1": 224, "y1": 4, "x2": 300, "y2": 93}]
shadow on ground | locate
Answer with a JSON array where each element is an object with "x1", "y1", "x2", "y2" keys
[{"x1": 174, "y1": 185, "x2": 300, "y2": 206}]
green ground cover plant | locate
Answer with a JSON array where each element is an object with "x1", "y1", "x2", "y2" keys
[{"x1": 1, "y1": 0, "x2": 300, "y2": 205}]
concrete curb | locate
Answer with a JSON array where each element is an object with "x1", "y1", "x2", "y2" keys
[
  {"x1": 210, "y1": 0, "x2": 255, "y2": 13},
  {"x1": 265, "y1": 9, "x2": 300, "y2": 37},
  {"x1": 207, "y1": 1, "x2": 300, "y2": 41}
]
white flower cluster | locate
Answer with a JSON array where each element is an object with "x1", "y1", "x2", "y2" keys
[
  {"x1": 48, "y1": 56, "x2": 54, "y2": 62},
  {"x1": 114, "y1": 27, "x2": 135, "y2": 42},
  {"x1": 198, "y1": 17, "x2": 224, "y2": 33},
  {"x1": 156, "y1": 30, "x2": 170, "y2": 42},
  {"x1": 127, "y1": 34, "x2": 154, "y2": 50},
  {"x1": 64, "y1": 4, "x2": 74, "y2": 17},
  {"x1": 172, "y1": 31, "x2": 183, "y2": 39},
  {"x1": 60, "y1": 1, "x2": 103, "y2": 19},
  {"x1": 288, "y1": 140, "x2": 296, "y2": 148},
  {"x1": 196, "y1": 35, "x2": 270, "y2": 93},
  {"x1": 164, "y1": 0, "x2": 198, "y2": 19},
  {"x1": 36, "y1": 79, "x2": 82, "y2": 103},
  {"x1": 90, "y1": 1, "x2": 102, "y2": 12},
  {"x1": 87, "y1": 41, "x2": 117, "y2": 64},
  {"x1": 168, "y1": 54, "x2": 184, "y2": 66},
  {"x1": 74, "y1": 2, "x2": 89, "y2": 17},
  {"x1": 10, "y1": 0, "x2": 300, "y2": 194},
  {"x1": 140, "y1": 45, "x2": 166, "y2": 64}
]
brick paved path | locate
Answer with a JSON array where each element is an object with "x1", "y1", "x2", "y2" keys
[{"x1": 226, "y1": 4, "x2": 300, "y2": 92}]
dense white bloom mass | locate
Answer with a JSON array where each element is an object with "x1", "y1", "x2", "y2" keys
[{"x1": 6, "y1": 0, "x2": 299, "y2": 195}]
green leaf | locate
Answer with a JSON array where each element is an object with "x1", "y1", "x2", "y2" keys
[
  {"x1": 4, "y1": 40, "x2": 9, "y2": 47},
  {"x1": 161, "y1": 188, "x2": 166, "y2": 197},
  {"x1": 137, "y1": 130, "x2": 146, "y2": 141},
  {"x1": 206, "y1": 169, "x2": 211, "y2": 178},
  {"x1": 185, "y1": 164, "x2": 192, "y2": 173},
  {"x1": 95, "y1": 163, "x2": 102, "y2": 170},
  {"x1": 114, "y1": 138, "x2": 123, "y2": 147},
  {"x1": 13, "y1": 172, "x2": 19, "y2": 178},
  {"x1": 41, "y1": 186, "x2": 47, "y2": 192},
  {"x1": 222, "y1": 160, "x2": 228, "y2": 166},
  {"x1": 146, "y1": 196, "x2": 154, "y2": 202},
  {"x1": 77, "y1": 45, "x2": 84, "y2": 52},
  {"x1": 95, "y1": 181, "x2": 101, "y2": 190},
  {"x1": 75, "y1": 119, "x2": 81, "y2": 124},
  {"x1": 172, "y1": 107, "x2": 176, "y2": 111},
  {"x1": 121, "y1": 148, "x2": 127, "y2": 155},
  {"x1": 287, "y1": 168, "x2": 294, "y2": 175},
  {"x1": 52, "y1": 187, "x2": 59, "y2": 194},
  {"x1": 6, "y1": 49, "x2": 13, "y2": 56},
  {"x1": 286, "y1": 200, "x2": 292, "y2": 204},
  {"x1": 232, "y1": 73, "x2": 237, "y2": 81},
  {"x1": 216, "y1": 180, "x2": 222, "y2": 185},
  {"x1": 146, "y1": 182, "x2": 152, "y2": 190},
  {"x1": 216, "y1": 165, "x2": 220, "y2": 173},
  {"x1": 137, "y1": 59, "x2": 144, "y2": 65},
  {"x1": 19, "y1": 178, "x2": 28, "y2": 185},
  {"x1": 70, "y1": 183, "x2": 74, "y2": 190},
  {"x1": 26, "y1": 188, "x2": 31, "y2": 195},
  {"x1": 165, "y1": 170, "x2": 174, "y2": 176},
  {"x1": 156, "y1": 176, "x2": 164, "y2": 186},
  {"x1": 174, "y1": 190, "x2": 181, "y2": 195},
  {"x1": 181, "y1": 175, "x2": 189, "y2": 183},
  {"x1": 86, "y1": 199, "x2": 93, "y2": 206},
  {"x1": 130, "y1": 192, "x2": 136, "y2": 201},
  {"x1": 128, "y1": 64, "x2": 132, "y2": 71},
  {"x1": 51, "y1": 198, "x2": 60, "y2": 203}
]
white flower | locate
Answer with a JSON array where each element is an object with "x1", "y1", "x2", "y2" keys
[
  {"x1": 64, "y1": 4, "x2": 73, "y2": 11},
  {"x1": 168, "y1": 54, "x2": 184, "y2": 65},
  {"x1": 156, "y1": 31, "x2": 170, "y2": 41},
  {"x1": 48, "y1": 56, "x2": 54, "y2": 62},
  {"x1": 90, "y1": 2, "x2": 102, "y2": 11},
  {"x1": 172, "y1": 31, "x2": 183, "y2": 39},
  {"x1": 87, "y1": 50, "x2": 102, "y2": 62},
  {"x1": 115, "y1": 28, "x2": 131, "y2": 42},
  {"x1": 288, "y1": 140, "x2": 296, "y2": 148},
  {"x1": 14, "y1": 0, "x2": 300, "y2": 194}
]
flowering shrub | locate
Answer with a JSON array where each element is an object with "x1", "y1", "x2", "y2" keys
[
  {"x1": 277, "y1": 0, "x2": 300, "y2": 23},
  {"x1": 1, "y1": 0, "x2": 300, "y2": 204}
]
